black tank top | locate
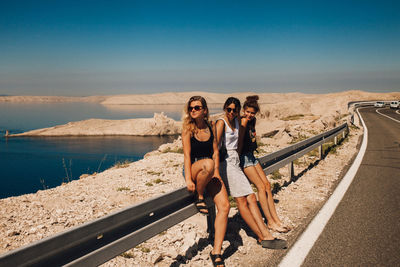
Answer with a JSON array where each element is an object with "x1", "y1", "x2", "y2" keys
[
  {"x1": 190, "y1": 123, "x2": 214, "y2": 163},
  {"x1": 242, "y1": 123, "x2": 257, "y2": 154}
]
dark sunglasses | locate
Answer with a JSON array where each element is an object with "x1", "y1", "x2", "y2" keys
[
  {"x1": 189, "y1": 105, "x2": 203, "y2": 112},
  {"x1": 226, "y1": 107, "x2": 237, "y2": 113}
]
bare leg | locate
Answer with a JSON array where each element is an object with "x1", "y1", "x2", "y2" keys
[
  {"x1": 236, "y1": 195, "x2": 274, "y2": 241},
  {"x1": 255, "y1": 163, "x2": 290, "y2": 232},
  {"x1": 246, "y1": 194, "x2": 274, "y2": 240},
  {"x1": 206, "y1": 177, "x2": 230, "y2": 255},
  {"x1": 243, "y1": 166, "x2": 274, "y2": 224},
  {"x1": 191, "y1": 159, "x2": 215, "y2": 199}
]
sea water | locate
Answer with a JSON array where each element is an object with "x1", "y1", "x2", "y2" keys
[{"x1": 0, "y1": 102, "x2": 222, "y2": 199}]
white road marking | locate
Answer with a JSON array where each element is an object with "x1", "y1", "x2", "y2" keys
[
  {"x1": 376, "y1": 109, "x2": 400, "y2": 123},
  {"x1": 278, "y1": 108, "x2": 368, "y2": 267}
]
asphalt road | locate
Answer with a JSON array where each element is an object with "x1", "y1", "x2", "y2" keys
[{"x1": 301, "y1": 107, "x2": 400, "y2": 266}]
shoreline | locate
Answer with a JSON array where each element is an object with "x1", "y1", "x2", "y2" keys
[{"x1": 6, "y1": 90, "x2": 400, "y2": 138}]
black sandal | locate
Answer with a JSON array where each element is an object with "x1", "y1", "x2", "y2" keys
[
  {"x1": 210, "y1": 252, "x2": 225, "y2": 267},
  {"x1": 257, "y1": 238, "x2": 288, "y2": 249},
  {"x1": 195, "y1": 198, "x2": 209, "y2": 215}
]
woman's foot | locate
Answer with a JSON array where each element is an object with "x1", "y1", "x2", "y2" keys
[
  {"x1": 268, "y1": 223, "x2": 291, "y2": 233},
  {"x1": 210, "y1": 252, "x2": 225, "y2": 267}
]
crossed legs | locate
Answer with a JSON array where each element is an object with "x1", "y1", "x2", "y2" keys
[
  {"x1": 191, "y1": 159, "x2": 230, "y2": 258},
  {"x1": 235, "y1": 194, "x2": 274, "y2": 241},
  {"x1": 243, "y1": 163, "x2": 289, "y2": 232}
]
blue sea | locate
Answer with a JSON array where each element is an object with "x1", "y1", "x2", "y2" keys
[{"x1": 0, "y1": 102, "x2": 222, "y2": 199}]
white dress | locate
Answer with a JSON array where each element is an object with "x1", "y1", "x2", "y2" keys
[{"x1": 219, "y1": 118, "x2": 254, "y2": 197}]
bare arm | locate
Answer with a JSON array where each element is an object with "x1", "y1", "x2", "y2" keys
[
  {"x1": 215, "y1": 119, "x2": 225, "y2": 150},
  {"x1": 211, "y1": 121, "x2": 221, "y2": 178},
  {"x1": 238, "y1": 117, "x2": 248, "y2": 154},
  {"x1": 182, "y1": 129, "x2": 195, "y2": 192},
  {"x1": 252, "y1": 117, "x2": 257, "y2": 137}
]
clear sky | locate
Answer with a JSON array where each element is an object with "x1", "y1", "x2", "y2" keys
[{"x1": 0, "y1": 0, "x2": 399, "y2": 96}]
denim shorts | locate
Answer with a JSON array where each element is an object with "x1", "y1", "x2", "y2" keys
[{"x1": 240, "y1": 152, "x2": 259, "y2": 169}]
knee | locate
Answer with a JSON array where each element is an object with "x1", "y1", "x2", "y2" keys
[
  {"x1": 264, "y1": 180, "x2": 272, "y2": 192},
  {"x1": 255, "y1": 182, "x2": 266, "y2": 193},
  {"x1": 216, "y1": 199, "x2": 230, "y2": 215},
  {"x1": 235, "y1": 197, "x2": 248, "y2": 208},
  {"x1": 200, "y1": 159, "x2": 214, "y2": 176},
  {"x1": 247, "y1": 194, "x2": 258, "y2": 204}
]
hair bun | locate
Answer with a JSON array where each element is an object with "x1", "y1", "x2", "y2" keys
[{"x1": 246, "y1": 95, "x2": 259, "y2": 101}]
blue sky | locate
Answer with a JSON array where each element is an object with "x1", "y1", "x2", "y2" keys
[{"x1": 0, "y1": 0, "x2": 399, "y2": 96}]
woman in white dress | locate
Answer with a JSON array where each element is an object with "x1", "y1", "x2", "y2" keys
[{"x1": 215, "y1": 97, "x2": 287, "y2": 249}]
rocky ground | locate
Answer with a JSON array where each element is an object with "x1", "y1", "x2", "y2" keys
[{"x1": 0, "y1": 119, "x2": 363, "y2": 266}]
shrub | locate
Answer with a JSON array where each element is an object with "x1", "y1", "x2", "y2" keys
[
  {"x1": 335, "y1": 113, "x2": 349, "y2": 122},
  {"x1": 121, "y1": 252, "x2": 134, "y2": 258},
  {"x1": 281, "y1": 114, "x2": 305, "y2": 121},
  {"x1": 114, "y1": 160, "x2": 131, "y2": 168},
  {"x1": 307, "y1": 148, "x2": 319, "y2": 158},
  {"x1": 147, "y1": 171, "x2": 162, "y2": 176},
  {"x1": 251, "y1": 184, "x2": 258, "y2": 193},
  {"x1": 228, "y1": 196, "x2": 237, "y2": 208},
  {"x1": 117, "y1": 187, "x2": 130, "y2": 192},
  {"x1": 290, "y1": 133, "x2": 308, "y2": 144},
  {"x1": 135, "y1": 245, "x2": 150, "y2": 253},
  {"x1": 270, "y1": 170, "x2": 282, "y2": 180},
  {"x1": 162, "y1": 147, "x2": 184, "y2": 154}
]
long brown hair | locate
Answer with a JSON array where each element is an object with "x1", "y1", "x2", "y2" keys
[{"x1": 182, "y1": 96, "x2": 210, "y2": 135}]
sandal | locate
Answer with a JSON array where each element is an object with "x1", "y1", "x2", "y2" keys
[
  {"x1": 257, "y1": 238, "x2": 288, "y2": 249},
  {"x1": 210, "y1": 252, "x2": 225, "y2": 267},
  {"x1": 195, "y1": 198, "x2": 209, "y2": 215}
]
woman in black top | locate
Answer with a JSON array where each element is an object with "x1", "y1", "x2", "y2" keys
[
  {"x1": 239, "y1": 95, "x2": 291, "y2": 233},
  {"x1": 182, "y1": 96, "x2": 229, "y2": 267}
]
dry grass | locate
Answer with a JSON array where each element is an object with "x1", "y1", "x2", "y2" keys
[{"x1": 280, "y1": 114, "x2": 305, "y2": 121}]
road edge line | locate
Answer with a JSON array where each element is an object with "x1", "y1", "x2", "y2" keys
[
  {"x1": 278, "y1": 109, "x2": 368, "y2": 267},
  {"x1": 376, "y1": 109, "x2": 400, "y2": 123}
]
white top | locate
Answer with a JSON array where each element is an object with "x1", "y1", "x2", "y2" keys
[{"x1": 220, "y1": 118, "x2": 239, "y2": 150}]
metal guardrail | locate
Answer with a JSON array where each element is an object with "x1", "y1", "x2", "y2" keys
[
  {"x1": 0, "y1": 123, "x2": 349, "y2": 266},
  {"x1": 0, "y1": 188, "x2": 201, "y2": 266},
  {"x1": 259, "y1": 123, "x2": 348, "y2": 177}
]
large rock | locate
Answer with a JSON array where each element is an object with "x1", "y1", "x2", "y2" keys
[{"x1": 9, "y1": 113, "x2": 182, "y2": 137}]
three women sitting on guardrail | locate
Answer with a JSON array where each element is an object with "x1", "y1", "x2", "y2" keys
[
  {"x1": 216, "y1": 97, "x2": 287, "y2": 250},
  {"x1": 239, "y1": 95, "x2": 291, "y2": 233},
  {"x1": 182, "y1": 96, "x2": 230, "y2": 267}
]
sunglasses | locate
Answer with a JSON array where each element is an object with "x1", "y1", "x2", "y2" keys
[
  {"x1": 226, "y1": 107, "x2": 237, "y2": 113},
  {"x1": 189, "y1": 105, "x2": 203, "y2": 112}
]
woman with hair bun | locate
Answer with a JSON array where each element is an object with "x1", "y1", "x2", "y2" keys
[{"x1": 239, "y1": 95, "x2": 291, "y2": 233}]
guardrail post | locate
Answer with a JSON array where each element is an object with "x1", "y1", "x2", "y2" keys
[
  {"x1": 319, "y1": 145, "x2": 323, "y2": 160},
  {"x1": 288, "y1": 162, "x2": 294, "y2": 181},
  {"x1": 334, "y1": 136, "x2": 337, "y2": 145}
]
